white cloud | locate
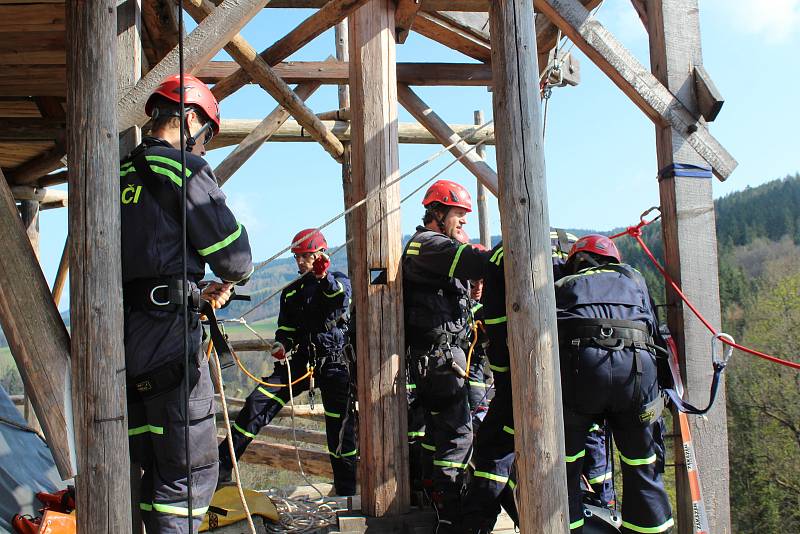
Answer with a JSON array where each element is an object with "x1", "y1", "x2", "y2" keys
[
  {"x1": 225, "y1": 192, "x2": 264, "y2": 234},
  {"x1": 707, "y1": 0, "x2": 800, "y2": 44}
]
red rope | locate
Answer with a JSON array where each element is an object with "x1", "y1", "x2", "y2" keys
[{"x1": 613, "y1": 216, "x2": 800, "y2": 371}]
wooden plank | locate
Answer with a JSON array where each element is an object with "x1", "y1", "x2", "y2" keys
[
  {"x1": 489, "y1": 1, "x2": 568, "y2": 532},
  {"x1": 67, "y1": 1, "x2": 131, "y2": 531},
  {"x1": 0, "y1": 118, "x2": 64, "y2": 140},
  {"x1": 397, "y1": 84, "x2": 498, "y2": 194},
  {"x1": 535, "y1": 0, "x2": 737, "y2": 180},
  {"x1": 693, "y1": 65, "x2": 723, "y2": 122},
  {"x1": 394, "y1": 0, "x2": 422, "y2": 43},
  {"x1": 234, "y1": 437, "x2": 334, "y2": 478},
  {"x1": 0, "y1": 3, "x2": 64, "y2": 32},
  {"x1": 52, "y1": 233, "x2": 69, "y2": 307},
  {"x1": 534, "y1": 0, "x2": 600, "y2": 74},
  {"x1": 185, "y1": 0, "x2": 344, "y2": 163},
  {"x1": 0, "y1": 66, "x2": 67, "y2": 97},
  {"x1": 647, "y1": 2, "x2": 730, "y2": 532},
  {"x1": 19, "y1": 200, "x2": 41, "y2": 433},
  {"x1": 412, "y1": 11, "x2": 491, "y2": 62},
  {"x1": 474, "y1": 110, "x2": 491, "y2": 248},
  {"x1": 0, "y1": 167, "x2": 72, "y2": 479},
  {"x1": 435, "y1": 10, "x2": 490, "y2": 41},
  {"x1": 198, "y1": 60, "x2": 494, "y2": 86},
  {"x1": 209, "y1": 118, "x2": 497, "y2": 148},
  {"x1": 0, "y1": 141, "x2": 55, "y2": 169},
  {"x1": 117, "y1": 0, "x2": 268, "y2": 131},
  {"x1": 0, "y1": 31, "x2": 65, "y2": 64},
  {"x1": 349, "y1": 0, "x2": 408, "y2": 517},
  {"x1": 0, "y1": 99, "x2": 41, "y2": 117},
  {"x1": 214, "y1": 81, "x2": 322, "y2": 184},
  {"x1": 263, "y1": 0, "x2": 489, "y2": 9},
  {"x1": 211, "y1": 0, "x2": 372, "y2": 102}
]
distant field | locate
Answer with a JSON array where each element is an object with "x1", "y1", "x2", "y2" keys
[{"x1": 222, "y1": 316, "x2": 277, "y2": 341}]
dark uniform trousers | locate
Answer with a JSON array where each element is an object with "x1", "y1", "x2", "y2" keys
[
  {"x1": 220, "y1": 350, "x2": 358, "y2": 495},
  {"x1": 127, "y1": 336, "x2": 217, "y2": 534},
  {"x1": 561, "y1": 344, "x2": 672, "y2": 533},
  {"x1": 583, "y1": 424, "x2": 614, "y2": 506},
  {"x1": 467, "y1": 351, "x2": 492, "y2": 432}
]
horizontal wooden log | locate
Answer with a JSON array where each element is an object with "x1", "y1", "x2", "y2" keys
[
  {"x1": 210, "y1": 119, "x2": 496, "y2": 148},
  {"x1": 536, "y1": 0, "x2": 737, "y2": 179},
  {"x1": 412, "y1": 11, "x2": 491, "y2": 62},
  {"x1": 217, "y1": 419, "x2": 328, "y2": 445},
  {"x1": 0, "y1": 119, "x2": 64, "y2": 140},
  {"x1": 198, "y1": 60, "x2": 493, "y2": 86},
  {"x1": 11, "y1": 186, "x2": 67, "y2": 203},
  {"x1": 263, "y1": 0, "x2": 489, "y2": 9},
  {"x1": 228, "y1": 338, "x2": 274, "y2": 352},
  {"x1": 219, "y1": 435, "x2": 333, "y2": 477},
  {"x1": 217, "y1": 396, "x2": 327, "y2": 420},
  {"x1": 6, "y1": 144, "x2": 66, "y2": 185},
  {"x1": 316, "y1": 107, "x2": 350, "y2": 121}
]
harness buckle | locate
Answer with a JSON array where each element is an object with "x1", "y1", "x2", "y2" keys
[
  {"x1": 149, "y1": 284, "x2": 170, "y2": 306},
  {"x1": 599, "y1": 326, "x2": 614, "y2": 339}
]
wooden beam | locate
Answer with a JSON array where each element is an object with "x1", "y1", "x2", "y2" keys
[
  {"x1": 263, "y1": 0, "x2": 489, "y2": 8},
  {"x1": 19, "y1": 199, "x2": 41, "y2": 433},
  {"x1": 534, "y1": 0, "x2": 737, "y2": 180},
  {"x1": 0, "y1": 3, "x2": 64, "y2": 32},
  {"x1": 631, "y1": 0, "x2": 648, "y2": 28},
  {"x1": 349, "y1": 0, "x2": 409, "y2": 516},
  {"x1": 210, "y1": 118, "x2": 497, "y2": 148},
  {"x1": 0, "y1": 118, "x2": 65, "y2": 140},
  {"x1": 693, "y1": 65, "x2": 723, "y2": 122},
  {"x1": 185, "y1": 0, "x2": 344, "y2": 163},
  {"x1": 0, "y1": 31, "x2": 64, "y2": 64},
  {"x1": 394, "y1": 0, "x2": 422, "y2": 43},
  {"x1": 198, "y1": 60, "x2": 494, "y2": 86},
  {"x1": 0, "y1": 66, "x2": 67, "y2": 97},
  {"x1": 210, "y1": 0, "x2": 372, "y2": 101},
  {"x1": 52, "y1": 234, "x2": 69, "y2": 307},
  {"x1": 535, "y1": 0, "x2": 600, "y2": 75},
  {"x1": 235, "y1": 437, "x2": 333, "y2": 478},
  {"x1": 397, "y1": 84, "x2": 498, "y2": 194},
  {"x1": 117, "y1": 0, "x2": 268, "y2": 131},
  {"x1": 67, "y1": 1, "x2": 131, "y2": 531},
  {"x1": 412, "y1": 11, "x2": 491, "y2": 62},
  {"x1": 489, "y1": 1, "x2": 568, "y2": 532},
  {"x1": 6, "y1": 144, "x2": 66, "y2": 185},
  {"x1": 214, "y1": 81, "x2": 322, "y2": 185},
  {"x1": 0, "y1": 168, "x2": 72, "y2": 479},
  {"x1": 11, "y1": 185, "x2": 67, "y2": 204},
  {"x1": 647, "y1": 1, "x2": 730, "y2": 532},
  {"x1": 474, "y1": 110, "x2": 491, "y2": 248},
  {"x1": 141, "y1": 0, "x2": 178, "y2": 70},
  {"x1": 217, "y1": 421, "x2": 327, "y2": 446}
]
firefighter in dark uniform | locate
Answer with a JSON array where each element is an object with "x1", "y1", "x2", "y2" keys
[
  {"x1": 121, "y1": 74, "x2": 253, "y2": 533},
  {"x1": 403, "y1": 180, "x2": 492, "y2": 533},
  {"x1": 466, "y1": 272, "x2": 493, "y2": 433},
  {"x1": 556, "y1": 234, "x2": 673, "y2": 533},
  {"x1": 218, "y1": 229, "x2": 358, "y2": 496}
]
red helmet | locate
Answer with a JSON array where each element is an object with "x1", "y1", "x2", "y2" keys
[
  {"x1": 145, "y1": 74, "x2": 221, "y2": 135},
  {"x1": 291, "y1": 229, "x2": 327, "y2": 254},
  {"x1": 568, "y1": 234, "x2": 621, "y2": 263},
  {"x1": 422, "y1": 180, "x2": 472, "y2": 212}
]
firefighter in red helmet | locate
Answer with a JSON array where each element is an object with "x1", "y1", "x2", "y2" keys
[
  {"x1": 121, "y1": 74, "x2": 252, "y2": 533},
  {"x1": 218, "y1": 229, "x2": 358, "y2": 496},
  {"x1": 403, "y1": 180, "x2": 493, "y2": 533}
]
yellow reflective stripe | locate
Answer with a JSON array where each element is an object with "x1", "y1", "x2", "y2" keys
[
  {"x1": 502, "y1": 425, "x2": 515, "y2": 435},
  {"x1": 490, "y1": 246, "x2": 503, "y2": 265},
  {"x1": 433, "y1": 460, "x2": 467, "y2": 469},
  {"x1": 324, "y1": 411, "x2": 341, "y2": 418},
  {"x1": 471, "y1": 302, "x2": 484, "y2": 314},
  {"x1": 285, "y1": 289, "x2": 297, "y2": 298},
  {"x1": 406, "y1": 249, "x2": 420, "y2": 256},
  {"x1": 277, "y1": 325, "x2": 297, "y2": 332},
  {"x1": 469, "y1": 381, "x2": 489, "y2": 389},
  {"x1": 149, "y1": 164, "x2": 183, "y2": 187},
  {"x1": 448, "y1": 243, "x2": 469, "y2": 277},
  {"x1": 508, "y1": 479, "x2": 516, "y2": 490},
  {"x1": 233, "y1": 422, "x2": 256, "y2": 439},
  {"x1": 621, "y1": 518, "x2": 674, "y2": 533},
  {"x1": 257, "y1": 386, "x2": 287, "y2": 407},
  {"x1": 152, "y1": 503, "x2": 209, "y2": 517},
  {"x1": 588, "y1": 424, "x2": 600, "y2": 432},
  {"x1": 408, "y1": 431, "x2": 425, "y2": 437},
  {"x1": 619, "y1": 452, "x2": 657, "y2": 466},
  {"x1": 324, "y1": 281, "x2": 344, "y2": 298},
  {"x1": 430, "y1": 411, "x2": 440, "y2": 415},
  {"x1": 197, "y1": 223, "x2": 243, "y2": 256},
  {"x1": 145, "y1": 155, "x2": 191, "y2": 177},
  {"x1": 120, "y1": 167, "x2": 137, "y2": 177},
  {"x1": 484, "y1": 316, "x2": 507, "y2": 325},
  {"x1": 474, "y1": 471, "x2": 509, "y2": 484},
  {"x1": 139, "y1": 503, "x2": 153, "y2": 512},
  {"x1": 489, "y1": 364, "x2": 509, "y2": 372},
  {"x1": 587, "y1": 471, "x2": 613, "y2": 485},
  {"x1": 570, "y1": 518, "x2": 585, "y2": 530},
  {"x1": 408, "y1": 242, "x2": 422, "y2": 248},
  {"x1": 128, "y1": 424, "x2": 164, "y2": 436},
  {"x1": 565, "y1": 449, "x2": 586, "y2": 463},
  {"x1": 327, "y1": 448, "x2": 358, "y2": 458},
  {"x1": 406, "y1": 383, "x2": 417, "y2": 390},
  {"x1": 421, "y1": 443, "x2": 436, "y2": 451}
]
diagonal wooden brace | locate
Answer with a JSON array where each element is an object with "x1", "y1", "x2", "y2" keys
[
  {"x1": 535, "y1": 0, "x2": 737, "y2": 180},
  {"x1": 185, "y1": 0, "x2": 344, "y2": 163}
]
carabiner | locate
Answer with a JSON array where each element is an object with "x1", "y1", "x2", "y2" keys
[
  {"x1": 639, "y1": 206, "x2": 662, "y2": 227},
  {"x1": 712, "y1": 333, "x2": 735, "y2": 366}
]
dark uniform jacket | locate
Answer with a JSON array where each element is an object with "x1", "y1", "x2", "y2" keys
[
  {"x1": 402, "y1": 226, "x2": 492, "y2": 346},
  {"x1": 274, "y1": 271, "x2": 352, "y2": 356},
  {"x1": 480, "y1": 243, "x2": 508, "y2": 369},
  {"x1": 120, "y1": 136, "x2": 253, "y2": 376}
]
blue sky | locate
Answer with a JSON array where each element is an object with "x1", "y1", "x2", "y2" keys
[{"x1": 36, "y1": 0, "x2": 800, "y2": 310}]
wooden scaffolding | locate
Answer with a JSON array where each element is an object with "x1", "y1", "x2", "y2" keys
[{"x1": 0, "y1": 1, "x2": 737, "y2": 532}]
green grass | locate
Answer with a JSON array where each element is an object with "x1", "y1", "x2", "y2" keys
[{"x1": 223, "y1": 316, "x2": 277, "y2": 341}]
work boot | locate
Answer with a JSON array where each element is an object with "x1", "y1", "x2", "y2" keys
[
  {"x1": 11, "y1": 514, "x2": 41, "y2": 534},
  {"x1": 431, "y1": 489, "x2": 463, "y2": 534}
]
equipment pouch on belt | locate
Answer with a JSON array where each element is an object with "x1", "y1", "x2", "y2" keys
[
  {"x1": 417, "y1": 345, "x2": 468, "y2": 407},
  {"x1": 127, "y1": 358, "x2": 200, "y2": 402}
]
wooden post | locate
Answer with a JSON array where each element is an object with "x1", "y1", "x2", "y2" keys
[
  {"x1": 348, "y1": 0, "x2": 409, "y2": 516},
  {"x1": 647, "y1": 1, "x2": 731, "y2": 532},
  {"x1": 489, "y1": 1, "x2": 568, "y2": 532},
  {"x1": 51, "y1": 235, "x2": 70, "y2": 307},
  {"x1": 19, "y1": 200, "x2": 42, "y2": 433},
  {"x1": 117, "y1": 1, "x2": 142, "y2": 531},
  {"x1": 474, "y1": 110, "x2": 491, "y2": 248},
  {"x1": 67, "y1": 1, "x2": 131, "y2": 532}
]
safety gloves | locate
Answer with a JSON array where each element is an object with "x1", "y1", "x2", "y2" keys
[
  {"x1": 201, "y1": 281, "x2": 234, "y2": 309},
  {"x1": 270, "y1": 341, "x2": 286, "y2": 361},
  {"x1": 312, "y1": 253, "x2": 331, "y2": 279}
]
